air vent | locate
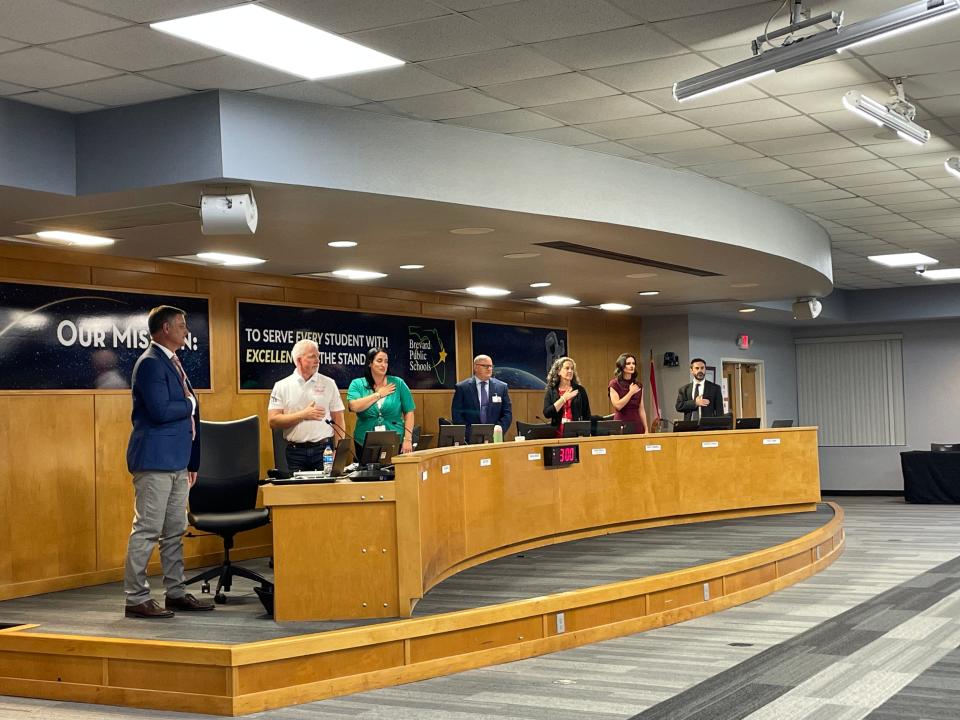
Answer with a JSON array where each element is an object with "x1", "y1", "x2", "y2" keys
[
  {"x1": 535, "y1": 241, "x2": 721, "y2": 277},
  {"x1": 17, "y1": 203, "x2": 198, "y2": 232}
]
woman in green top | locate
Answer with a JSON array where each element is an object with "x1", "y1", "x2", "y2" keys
[{"x1": 347, "y1": 347, "x2": 416, "y2": 456}]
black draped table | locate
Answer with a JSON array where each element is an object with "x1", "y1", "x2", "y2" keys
[{"x1": 901, "y1": 451, "x2": 960, "y2": 503}]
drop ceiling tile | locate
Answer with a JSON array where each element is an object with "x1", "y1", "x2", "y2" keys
[
  {"x1": 46, "y1": 26, "x2": 220, "y2": 72},
  {"x1": 746, "y1": 133, "x2": 854, "y2": 156},
  {"x1": 693, "y1": 157, "x2": 789, "y2": 178},
  {"x1": 586, "y1": 54, "x2": 716, "y2": 93},
  {"x1": 838, "y1": 126, "x2": 929, "y2": 146},
  {"x1": 55, "y1": 74, "x2": 190, "y2": 106},
  {"x1": 0, "y1": 38, "x2": 25, "y2": 53},
  {"x1": 383, "y1": 89, "x2": 514, "y2": 120},
  {"x1": 809, "y1": 109, "x2": 876, "y2": 132},
  {"x1": 444, "y1": 108, "x2": 561, "y2": 132},
  {"x1": 255, "y1": 82, "x2": 367, "y2": 107},
  {"x1": 828, "y1": 170, "x2": 917, "y2": 188},
  {"x1": 440, "y1": 0, "x2": 524, "y2": 9},
  {"x1": 613, "y1": 0, "x2": 768, "y2": 22},
  {"x1": 620, "y1": 129, "x2": 732, "y2": 153},
  {"x1": 578, "y1": 141, "x2": 645, "y2": 158},
  {"x1": 419, "y1": 46, "x2": 568, "y2": 86},
  {"x1": 263, "y1": 0, "x2": 449, "y2": 33},
  {"x1": 754, "y1": 179, "x2": 835, "y2": 197},
  {"x1": 777, "y1": 147, "x2": 879, "y2": 168},
  {"x1": 926, "y1": 177, "x2": 960, "y2": 188},
  {"x1": 482, "y1": 72, "x2": 618, "y2": 106},
  {"x1": 870, "y1": 136, "x2": 960, "y2": 159},
  {"x1": 783, "y1": 189, "x2": 855, "y2": 204},
  {"x1": 465, "y1": 0, "x2": 639, "y2": 44},
  {"x1": 877, "y1": 191, "x2": 954, "y2": 206},
  {"x1": 0, "y1": 48, "x2": 118, "y2": 88},
  {"x1": 579, "y1": 113, "x2": 697, "y2": 140},
  {"x1": 7, "y1": 90, "x2": 106, "y2": 113},
  {"x1": 143, "y1": 56, "x2": 298, "y2": 92},
  {"x1": 658, "y1": 144, "x2": 761, "y2": 166},
  {"x1": 0, "y1": 80, "x2": 29, "y2": 96},
  {"x1": 636, "y1": 155, "x2": 682, "y2": 169},
  {"x1": 353, "y1": 101, "x2": 405, "y2": 116},
  {"x1": 818, "y1": 206, "x2": 893, "y2": 220},
  {"x1": 909, "y1": 164, "x2": 960, "y2": 179},
  {"x1": 651, "y1": 4, "x2": 777, "y2": 52},
  {"x1": 530, "y1": 25, "x2": 685, "y2": 70},
  {"x1": 675, "y1": 98, "x2": 799, "y2": 127},
  {"x1": 636, "y1": 84, "x2": 766, "y2": 114},
  {"x1": 780, "y1": 82, "x2": 892, "y2": 114},
  {"x1": 905, "y1": 70, "x2": 960, "y2": 99},
  {"x1": 750, "y1": 58, "x2": 885, "y2": 96},
  {"x1": 857, "y1": 184, "x2": 941, "y2": 200},
  {"x1": 916, "y1": 95, "x2": 960, "y2": 118},
  {"x1": 889, "y1": 152, "x2": 957, "y2": 169},
  {"x1": 716, "y1": 116, "x2": 829, "y2": 142},
  {"x1": 867, "y1": 42, "x2": 960, "y2": 77},
  {"x1": 322, "y1": 65, "x2": 461, "y2": 101},
  {"x1": 534, "y1": 94, "x2": 657, "y2": 124},
  {"x1": 513, "y1": 125, "x2": 605, "y2": 145},
  {"x1": 69, "y1": 0, "x2": 241, "y2": 23},
  {"x1": 0, "y1": 0, "x2": 128, "y2": 43},
  {"x1": 725, "y1": 169, "x2": 813, "y2": 187},
  {"x1": 805, "y1": 159, "x2": 898, "y2": 178},
  {"x1": 348, "y1": 15, "x2": 514, "y2": 62}
]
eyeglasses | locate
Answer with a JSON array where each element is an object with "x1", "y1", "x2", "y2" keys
[{"x1": 475, "y1": 363, "x2": 493, "y2": 369}]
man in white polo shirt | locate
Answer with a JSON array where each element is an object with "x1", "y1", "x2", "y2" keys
[{"x1": 268, "y1": 339, "x2": 345, "y2": 472}]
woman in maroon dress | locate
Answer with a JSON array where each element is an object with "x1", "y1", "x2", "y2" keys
[{"x1": 608, "y1": 353, "x2": 648, "y2": 434}]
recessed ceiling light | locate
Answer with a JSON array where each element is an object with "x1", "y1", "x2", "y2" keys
[
  {"x1": 537, "y1": 294, "x2": 579, "y2": 306},
  {"x1": 730, "y1": 282, "x2": 759, "y2": 288},
  {"x1": 196, "y1": 252, "x2": 266, "y2": 266},
  {"x1": 465, "y1": 286, "x2": 510, "y2": 297},
  {"x1": 530, "y1": 282, "x2": 551, "y2": 288},
  {"x1": 450, "y1": 227, "x2": 495, "y2": 235},
  {"x1": 867, "y1": 252, "x2": 939, "y2": 267},
  {"x1": 626, "y1": 272, "x2": 657, "y2": 279},
  {"x1": 328, "y1": 240, "x2": 357, "y2": 248},
  {"x1": 738, "y1": 307, "x2": 757, "y2": 313},
  {"x1": 600, "y1": 303, "x2": 631, "y2": 311},
  {"x1": 151, "y1": 5, "x2": 403, "y2": 80},
  {"x1": 36, "y1": 230, "x2": 114, "y2": 247},
  {"x1": 504, "y1": 252, "x2": 540, "y2": 259},
  {"x1": 637, "y1": 290, "x2": 660, "y2": 296},
  {"x1": 947, "y1": 156, "x2": 960, "y2": 179},
  {"x1": 920, "y1": 267, "x2": 960, "y2": 280},
  {"x1": 399, "y1": 264, "x2": 424, "y2": 270},
  {"x1": 332, "y1": 269, "x2": 387, "y2": 280}
]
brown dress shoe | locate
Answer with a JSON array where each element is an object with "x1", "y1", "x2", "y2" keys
[
  {"x1": 165, "y1": 593, "x2": 215, "y2": 611},
  {"x1": 125, "y1": 599, "x2": 174, "y2": 619}
]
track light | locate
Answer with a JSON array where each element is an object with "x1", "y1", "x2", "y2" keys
[
  {"x1": 673, "y1": 0, "x2": 960, "y2": 102},
  {"x1": 842, "y1": 79, "x2": 930, "y2": 145},
  {"x1": 947, "y1": 157, "x2": 960, "y2": 180}
]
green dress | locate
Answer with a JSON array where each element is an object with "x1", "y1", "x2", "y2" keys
[{"x1": 347, "y1": 375, "x2": 416, "y2": 446}]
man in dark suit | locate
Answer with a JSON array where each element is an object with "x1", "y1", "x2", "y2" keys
[
  {"x1": 675, "y1": 357, "x2": 725, "y2": 422},
  {"x1": 451, "y1": 354, "x2": 513, "y2": 440},
  {"x1": 123, "y1": 305, "x2": 213, "y2": 618}
]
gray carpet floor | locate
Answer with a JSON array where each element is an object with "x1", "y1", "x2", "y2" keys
[{"x1": 2, "y1": 497, "x2": 959, "y2": 719}]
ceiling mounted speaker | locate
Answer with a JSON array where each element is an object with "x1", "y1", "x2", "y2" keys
[
  {"x1": 200, "y1": 191, "x2": 258, "y2": 235},
  {"x1": 792, "y1": 298, "x2": 822, "y2": 321}
]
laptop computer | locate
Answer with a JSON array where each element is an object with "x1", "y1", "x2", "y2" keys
[
  {"x1": 735, "y1": 417, "x2": 761, "y2": 430},
  {"x1": 771, "y1": 419, "x2": 794, "y2": 428},
  {"x1": 270, "y1": 438, "x2": 354, "y2": 485},
  {"x1": 673, "y1": 420, "x2": 700, "y2": 432},
  {"x1": 699, "y1": 415, "x2": 734, "y2": 431}
]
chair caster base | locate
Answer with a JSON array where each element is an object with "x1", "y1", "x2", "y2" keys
[{"x1": 214, "y1": 593, "x2": 227, "y2": 604}]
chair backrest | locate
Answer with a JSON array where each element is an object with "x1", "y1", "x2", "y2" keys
[
  {"x1": 190, "y1": 416, "x2": 261, "y2": 515},
  {"x1": 271, "y1": 427, "x2": 289, "y2": 474},
  {"x1": 931, "y1": 443, "x2": 960, "y2": 452}
]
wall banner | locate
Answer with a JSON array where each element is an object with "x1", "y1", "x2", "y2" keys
[
  {"x1": 471, "y1": 321, "x2": 568, "y2": 390},
  {"x1": 238, "y1": 301, "x2": 456, "y2": 391},
  {"x1": 0, "y1": 281, "x2": 211, "y2": 390}
]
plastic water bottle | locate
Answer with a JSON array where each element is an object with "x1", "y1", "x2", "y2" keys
[
  {"x1": 493, "y1": 425, "x2": 503, "y2": 443},
  {"x1": 322, "y1": 444, "x2": 334, "y2": 475}
]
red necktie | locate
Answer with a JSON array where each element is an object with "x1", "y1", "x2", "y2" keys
[{"x1": 171, "y1": 354, "x2": 196, "y2": 440}]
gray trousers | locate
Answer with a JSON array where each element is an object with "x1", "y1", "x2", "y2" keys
[{"x1": 123, "y1": 469, "x2": 190, "y2": 605}]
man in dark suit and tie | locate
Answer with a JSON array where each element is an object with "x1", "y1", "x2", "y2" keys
[
  {"x1": 451, "y1": 354, "x2": 513, "y2": 440},
  {"x1": 123, "y1": 305, "x2": 213, "y2": 618},
  {"x1": 675, "y1": 357, "x2": 725, "y2": 422}
]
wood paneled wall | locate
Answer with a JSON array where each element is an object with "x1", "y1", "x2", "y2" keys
[{"x1": 0, "y1": 243, "x2": 642, "y2": 600}]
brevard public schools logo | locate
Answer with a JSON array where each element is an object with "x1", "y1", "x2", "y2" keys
[{"x1": 408, "y1": 326, "x2": 448, "y2": 385}]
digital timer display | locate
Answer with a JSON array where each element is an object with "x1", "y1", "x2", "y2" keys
[{"x1": 543, "y1": 444, "x2": 580, "y2": 467}]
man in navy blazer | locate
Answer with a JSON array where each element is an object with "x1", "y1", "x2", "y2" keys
[
  {"x1": 451, "y1": 354, "x2": 513, "y2": 440},
  {"x1": 123, "y1": 305, "x2": 212, "y2": 619}
]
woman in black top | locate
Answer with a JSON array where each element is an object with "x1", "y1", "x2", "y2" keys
[{"x1": 543, "y1": 356, "x2": 591, "y2": 433}]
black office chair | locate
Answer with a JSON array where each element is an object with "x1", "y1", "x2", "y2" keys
[
  {"x1": 185, "y1": 416, "x2": 273, "y2": 608},
  {"x1": 931, "y1": 443, "x2": 960, "y2": 452}
]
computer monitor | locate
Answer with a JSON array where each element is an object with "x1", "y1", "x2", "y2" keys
[
  {"x1": 673, "y1": 420, "x2": 700, "y2": 432},
  {"x1": 438, "y1": 424, "x2": 466, "y2": 448},
  {"x1": 518, "y1": 422, "x2": 556, "y2": 440},
  {"x1": 330, "y1": 438, "x2": 355, "y2": 476},
  {"x1": 771, "y1": 419, "x2": 794, "y2": 428},
  {"x1": 358, "y1": 431, "x2": 398, "y2": 466},
  {"x1": 735, "y1": 417, "x2": 761, "y2": 430},
  {"x1": 931, "y1": 443, "x2": 960, "y2": 452},
  {"x1": 561, "y1": 420, "x2": 592, "y2": 438},
  {"x1": 414, "y1": 433, "x2": 434, "y2": 451},
  {"x1": 593, "y1": 419, "x2": 626, "y2": 436},
  {"x1": 468, "y1": 423, "x2": 495, "y2": 444},
  {"x1": 700, "y1": 415, "x2": 733, "y2": 431}
]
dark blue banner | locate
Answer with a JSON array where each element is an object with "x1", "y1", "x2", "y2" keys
[
  {"x1": 0, "y1": 281, "x2": 210, "y2": 390},
  {"x1": 238, "y1": 301, "x2": 456, "y2": 390},
  {"x1": 471, "y1": 321, "x2": 568, "y2": 390}
]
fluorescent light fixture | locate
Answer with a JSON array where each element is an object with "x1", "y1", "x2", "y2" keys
[
  {"x1": 465, "y1": 286, "x2": 510, "y2": 297},
  {"x1": 738, "y1": 308, "x2": 757, "y2": 313},
  {"x1": 399, "y1": 264, "x2": 424, "y2": 270},
  {"x1": 842, "y1": 90, "x2": 929, "y2": 145},
  {"x1": 600, "y1": 303, "x2": 631, "y2": 311},
  {"x1": 151, "y1": 5, "x2": 403, "y2": 80},
  {"x1": 332, "y1": 269, "x2": 387, "y2": 280},
  {"x1": 921, "y1": 267, "x2": 960, "y2": 280},
  {"x1": 637, "y1": 290, "x2": 660, "y2": 296},
  {"x1": 450, "y1": 227, "x2": 495, "y2": 235},
  {"x1": 530, "y1": 282, "x2": 552, "y2": 288},
  {"x1": 537, "y1": 294, "x2": 579, "y2": 306},
  {"x1": 674, "y1": 0, "x2": 960, "y2": 102},
  {"x1": 947, "y1": 156, "x2": 960, "y2": 179},
  {"x1": 868, "y1": 252, "x2": 939, "y2": 267},
  {"x1": 196, "y1": 252, "x2": 266, "y2": 266},
  {"x1": 328, "y1": 240, "x2": 357, "y2": 248},
  {"x1": 36, "y1": 230, "x2": 114, "y2": 247}
]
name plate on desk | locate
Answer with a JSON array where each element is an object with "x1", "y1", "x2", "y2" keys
[
  {"x1": 528, "y1": 452, "x2": 541, "y2": 461},
  {"x1": 645, "y1": 444, "x2": 662, "y2": 452},
  {"x1": 480, "y1": 458, "x2": 491, "y2": 467},
  {"x1": 763, "y1": 438, "x2": 781, "y2": 445},
  {"x1": 591, "y1": 447, "x2": 607, "y2": 456},
  {"x1": 702, "y1": 441, "x2": 719, "y2": 448},
  {"x1": 441, "y1": 464, "x2": 450, "y2": 474}
]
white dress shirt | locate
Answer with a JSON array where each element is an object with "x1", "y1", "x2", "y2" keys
[{"x1": 268, "y1": 371, "x2": 344, "y2": 443}]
